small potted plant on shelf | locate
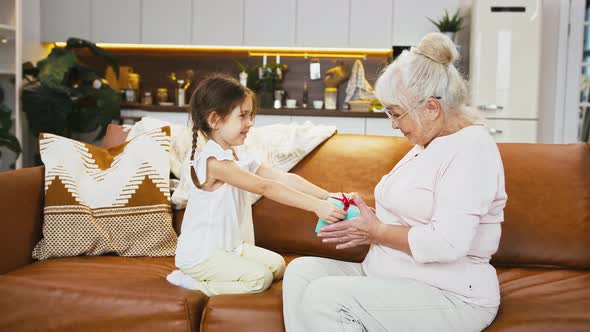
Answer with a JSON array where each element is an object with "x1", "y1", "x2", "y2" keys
[
  {"x1": 0, "y1": 85, "x2": 21, "y2": 170},
  {"x1": 427, "y1": 9, "x2": 463, "y2": 43}
]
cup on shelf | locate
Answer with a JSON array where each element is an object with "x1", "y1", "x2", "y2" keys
[
  {"x1": 313, "y1": 100, "x2": 323, "y2": 110},
  {"x1": 286, "y1": 99, "x2": 297, "y2": 108}
]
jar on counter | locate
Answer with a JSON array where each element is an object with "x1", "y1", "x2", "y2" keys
[
  {"x1": 127, "y1": 73, "x2": 140, "y2": 90},
  {"x1": 324, "y1": 87, "x2": 338, "y2": 110},
  {"x1": 125, "y1": 73, "x2": 140, "y2": 103},
  {"x1": 141, "y1": 91, "x2": 153, "y2": 105},
  {"x1": 156, "y1": 88, "x2": 169, "y2": 104},
  {"x1": 124, "y1": 88, "x2": 137, "y2": 103}
]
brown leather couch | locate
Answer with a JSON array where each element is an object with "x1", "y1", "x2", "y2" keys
[{"x1": 1, "y1": 134, "x2": 589, "y2": 332}]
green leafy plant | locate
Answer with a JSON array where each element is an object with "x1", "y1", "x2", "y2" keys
[
  {"x1": 21, "y1": 37, "x2": 121, "y2": 140},
  {"x1": 235, "y1": 60, "x2": 288, "y2": 92},
  {"x1": 0, "y1": 86, "x2": 21, "y2": 161},
  {"x1": 427, "y1": 10, "x2": 463, "y2": 32}
]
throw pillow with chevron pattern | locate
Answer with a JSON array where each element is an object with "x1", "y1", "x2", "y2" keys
[{"x1": 32, "y1": 126, "x2": 177, "y2": 260}]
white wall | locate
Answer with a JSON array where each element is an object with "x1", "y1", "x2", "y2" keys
[
  {"x1": 21, "y1": 0, "x2": 50, "y2": 167},
  {"x1": 538, "y1": 0, "x2": 569, "y2": 143}
]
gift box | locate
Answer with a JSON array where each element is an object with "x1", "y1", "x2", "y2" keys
[{"x1": 315, "y1": 194, "x2": 360, "y2": 233}]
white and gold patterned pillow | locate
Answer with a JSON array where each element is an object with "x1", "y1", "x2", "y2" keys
[{"x1": 32, "y1": 126, "x2": 177, "y2": 260}]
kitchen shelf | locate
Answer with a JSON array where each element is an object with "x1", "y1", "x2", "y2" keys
[{"x1": 121, "y1": 103, "x2": 387, "y2": 118}]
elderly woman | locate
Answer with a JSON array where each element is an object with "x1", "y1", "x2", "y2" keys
[{"x1": 282, "y1": 32, "x2": 507, "y2": 332}]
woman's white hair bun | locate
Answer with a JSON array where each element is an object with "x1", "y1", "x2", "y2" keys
[{"x1": 412, "y1": 32, "x2": 458, "y2": 66}]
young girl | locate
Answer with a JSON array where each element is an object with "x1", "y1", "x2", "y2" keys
[{"x1": 167, "y1": 73, "x2": 347, "y2": 296}]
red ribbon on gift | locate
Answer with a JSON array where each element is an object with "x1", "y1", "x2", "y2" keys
[{"x1": 329, "y1": 192, "x2": 357, "y2": 212}]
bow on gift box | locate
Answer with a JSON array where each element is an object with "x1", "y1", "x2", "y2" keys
[
  {"x1": 315, "y1": 191, "x2": 360, "y2": 233},
  {"x1": 330, "y1": 192, "x2": 357, "y2": 212}
]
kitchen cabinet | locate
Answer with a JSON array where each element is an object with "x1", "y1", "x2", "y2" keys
[
  {"x1": 120, "y1": 110, "x2": 380, "y2": 136},
  {"x1": 0, "y1": 25, "x2": 15, "y2": 74},
  {"x1": 484, "y1": 119, "x2": 538, "y2": 143},
  {"x1": 392, "y1": 0, "x2": 458, "y2": 46},
  {"x1": 119, "y1": 110, "x2": 534, "y2": 142},
  {"x1": 296, "y1": 0, "x2": 349, "y2": 48},
  {"x1": 365, "y1": 118, "x2": 403, "y2": 137},
  {"x1": 244, "y1": 0, "x2": 295, "y2": 47},
  {"x1": 40, "y1": 0, "x2": 90, "y2": 42},
  {"x1": 142, "y1": 0, "x2": 191, "y2": 45},
  {"x1": 91, "y1": 0, "x2": 140, "y2": 43},
  {"x1": 293, "y1": 116, "x2": 365, "y2": 134},
  {"x1": 39, "y1": 0, "x2": 463, "y2": 51},
  {"x1": 194, "y1": 0, "x2": 243, "y2": 45},
  {"x1": 253, "y1": 115, "x2": 291, "y2": 127},
  {"x1": 350, "y1": 0, "x2": 393, "y2": 49}
]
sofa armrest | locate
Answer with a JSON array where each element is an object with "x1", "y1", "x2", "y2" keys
[{"x1": 0, "y1": 166, "x2": 45, "y2": 274}]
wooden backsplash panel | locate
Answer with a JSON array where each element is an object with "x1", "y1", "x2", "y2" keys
[{"x1": 78, "y1": 50, "x2": 389, "y2": 108}]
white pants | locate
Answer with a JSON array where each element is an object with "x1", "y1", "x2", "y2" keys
[
  {"x1": 181, "y1": 243, "x2": 286, "y2": 296},
  {"x1": 283, "y1": 257, "x2": 498, "y2": 332}
]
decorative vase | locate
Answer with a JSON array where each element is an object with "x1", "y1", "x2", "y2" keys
[
  {"x1": 258, "y1": 90, "x2": 274, "y2": 109},
  {"x1": 442, "y1": 31, "x2": 456, "y2": 43}
]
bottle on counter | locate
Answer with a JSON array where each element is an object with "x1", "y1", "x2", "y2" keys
[
  {"x1": 301, "y1": 80, "x2": 309, "y2": 109},
  {"x1": 141, "y1": 91, "x2": 153, "y2": 105},
  {"x1": 273, "y1": 89, "x2": 284, "y2": 109},
  {"x1": 175, "y1": 79, "x2": 186, "y2": 106},
  {"x1": 239, "y1": 71, "x2": 248, "y2": 87}
]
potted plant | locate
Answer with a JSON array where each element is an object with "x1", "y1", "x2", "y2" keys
[
  {"x1": 235, "y1": 61, "x2": 287, "y2": 108},
  {"x1": 21, "y1": 38, "x2": 121, "y2": 145},
  {"x1": 0, "y1": 85, "x2": 21, "y2": 169},
  {"x1": 427, "y1": 9, "x2": 463, "y2": 43}
]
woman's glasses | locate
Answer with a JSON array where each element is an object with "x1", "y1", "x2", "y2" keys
[{"x1": 384, "y1": 96, "x2": 442, "y2": 124}]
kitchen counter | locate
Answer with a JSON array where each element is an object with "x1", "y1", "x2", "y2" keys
[
  {"x1": 118, "y1": 103, "x2": 399, "y2": 137},
  {"x1": 120, "y1": 103, "x2": 387, "y2": 118},
  {"x1": 118, "y1": 104, "x2": 537, "y2": 143}
]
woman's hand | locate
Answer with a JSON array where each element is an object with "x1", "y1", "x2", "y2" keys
[
  {"x1": 314, "y1": 199, "x2": 347, "y2": 223},
  {"x1": 317, "y1": 195, "x2": 383, "y2": 249}
]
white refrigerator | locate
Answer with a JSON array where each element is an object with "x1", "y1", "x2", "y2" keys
[{"x1": 470, "y1": 0, "x2": 542, "y2": 142}]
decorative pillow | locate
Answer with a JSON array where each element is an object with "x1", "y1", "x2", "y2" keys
[
  {"x1": 124, "y1": 117, "x2": 194, "y2": 179},
  {"x1": 32, "y1": 127, "x2": 178, "y2": 260}
]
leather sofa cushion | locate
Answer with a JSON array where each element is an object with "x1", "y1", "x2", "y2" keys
[
  {"x1": 487, "y1": 267, "x2": 590, "y2": 332},
  {"x1": 200, "y1": 257, "x2": 590, "y2": 332},
  {"x1": 493, "y1": 143, "x2": 590, "y2": 269},
  {"x1": 0, "y1": 256, "x2": 207, "y2": 332}
]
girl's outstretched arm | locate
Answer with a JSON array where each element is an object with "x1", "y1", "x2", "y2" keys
[
  {"x1": 207, "y1": 159, "x2": 346, "y2": 223},
  {"x1": 255, "y1": 164, "x2": 331, "y2": 200}
]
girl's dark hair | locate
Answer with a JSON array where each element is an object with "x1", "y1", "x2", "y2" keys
[{"x1": 189, "y1": 73, "x2": 256, "y2": 188}]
